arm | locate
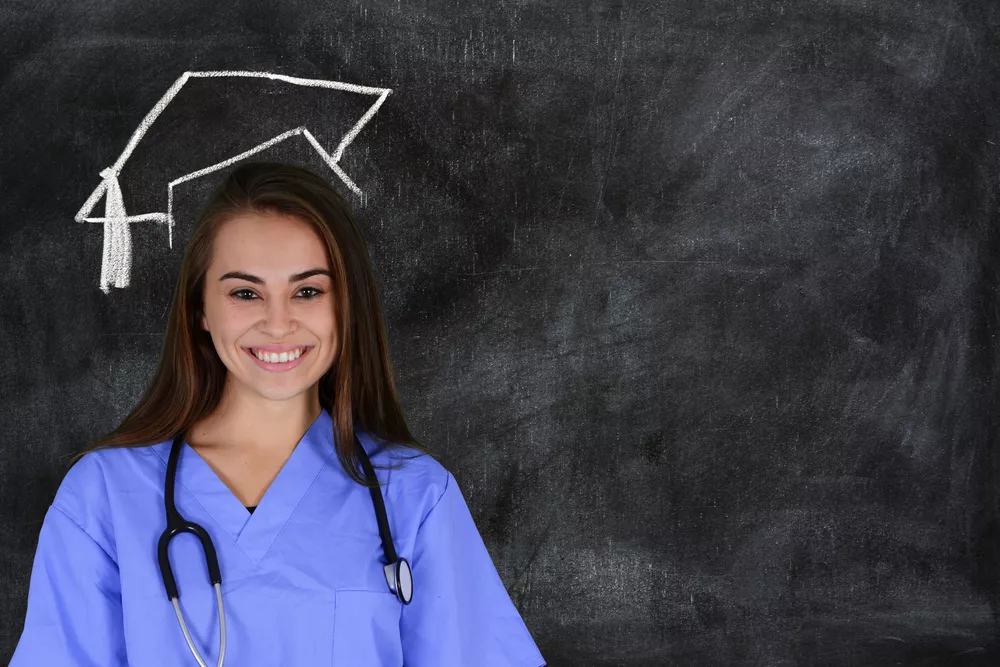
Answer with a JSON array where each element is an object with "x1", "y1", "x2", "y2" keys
[
  {"x1": 400, "y1": 471, "x2": 545, "y2": 667},
  {"x1": 9, "y1": 503, "x2": 128, "y2": 666}
]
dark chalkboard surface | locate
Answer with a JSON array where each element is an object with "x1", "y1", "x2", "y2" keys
[{"x1": 2, "y1": 1, "x2": 999, "y2": 664}]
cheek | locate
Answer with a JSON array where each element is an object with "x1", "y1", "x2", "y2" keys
[
  {"x1": 307, "y1": 307, "x2": 337, "y2": 339},
  {"x1": 317, "y1": 314, "x2": 339, "y2": 357},
  {"x1": 212, "y1": 307, "x2": 254, "y2": 342}
]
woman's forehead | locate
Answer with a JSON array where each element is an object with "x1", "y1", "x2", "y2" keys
[{"x1": 211, "y1": 214, "x2": 330, "y2": 270}]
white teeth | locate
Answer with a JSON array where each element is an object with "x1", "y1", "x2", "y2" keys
[{"x1": 252, "y1": 347, "x2": 304, "y2": 363}]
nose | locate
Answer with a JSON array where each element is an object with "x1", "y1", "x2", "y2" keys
[{"x1": 258, "y1": 298, "x2": 296, "y2": 338}]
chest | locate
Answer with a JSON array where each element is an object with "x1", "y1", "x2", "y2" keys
[
  {"x1": 113, "y1": 466, "x2": 409, "y2": 665},
  {"x1": 190, "y1": 445, "x2": 290, "y2": 507}
]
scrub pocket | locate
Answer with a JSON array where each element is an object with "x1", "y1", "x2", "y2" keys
[{"x1": 333, "y1": 589, "x2": 403, "y2": 666}]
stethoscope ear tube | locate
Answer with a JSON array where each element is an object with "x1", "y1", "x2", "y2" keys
[
  {"x1": 355, "y1": 436, "x2": 413, "y2": 605},
  {"x1": 158, "y1": 523, "x2": 223, "y2": 599},
  {"x1": 157, "y1": 528, "x2": 181, "y2": 600},
  {"x1": 160, "y1": 434, "x2": 224, "y2": 600},
  {"x1": 161, "y1": 433, "x2": 227, "y2": 667}
]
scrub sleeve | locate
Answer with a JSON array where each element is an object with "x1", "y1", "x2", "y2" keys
[
  {"x1": 400, "y1": 471, "x2": 546, "y2": 667},
  {"x1": 9, "y1": 502, "x2": 128, "y2": 666}
]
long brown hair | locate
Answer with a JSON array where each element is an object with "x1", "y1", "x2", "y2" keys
[{"x1": 75, "y1": 161, "x2": 432, "y2": 487}]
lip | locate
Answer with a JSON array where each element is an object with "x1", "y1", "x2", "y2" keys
[
  {"x1": 247, "y1": 344, "x2": 310, "y2": 353},
  {"x1": 243, "y1": 346, "x2": 313, "y2": 372}
]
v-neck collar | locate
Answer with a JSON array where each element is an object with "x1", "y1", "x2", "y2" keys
[{"x1": 149, "y1": 408, "x2": 337, "y2": 568}]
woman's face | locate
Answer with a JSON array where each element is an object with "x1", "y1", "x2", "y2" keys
[{"x1": 200, "y1": 210, "x2": 338, "y2": 405}]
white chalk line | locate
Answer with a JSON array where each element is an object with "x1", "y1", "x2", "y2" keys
[{"x1": 74, "y1": 70, "x2": 392, "y2": 293}]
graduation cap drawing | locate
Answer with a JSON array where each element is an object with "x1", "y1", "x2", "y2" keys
[{"x1": 74, "y1": 70, "x2": 392, "y2": 293}]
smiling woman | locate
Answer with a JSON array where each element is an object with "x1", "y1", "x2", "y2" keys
[
  {"x1": 196, "y1": 209, "x2": 341, "y2": 425},
  {"x1": 9, "y1": 162, "x2": 547, "y2": 667}
]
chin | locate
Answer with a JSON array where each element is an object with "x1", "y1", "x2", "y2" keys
[{"x1": 255, "y1": 387, "x2": 315, "y2": 402}]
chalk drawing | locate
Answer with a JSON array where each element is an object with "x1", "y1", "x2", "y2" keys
[{"x1": 74, "y1": 71, "x2": 392, "y2": 293}]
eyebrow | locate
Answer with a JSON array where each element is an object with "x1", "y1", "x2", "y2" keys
[{"x1": 218, "y1": 269, "x2": 332, "y2": 284}]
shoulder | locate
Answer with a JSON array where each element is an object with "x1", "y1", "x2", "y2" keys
[
  {"x1": 55, "y1": 444, "x2": 159, "y2": 506},
  {"x1": 50, "y1": 444, "x2": 159, "y2": 559},
  {"x1": 53, "y1": 449, "x2": 110, "y2": 516},
  {"x1": 357, "y1": 431, "x2": 454, "y2": 513}
]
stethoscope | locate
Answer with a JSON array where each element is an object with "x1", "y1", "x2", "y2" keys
[{"x1": 157, "y1": 431, "x2": 413, "y2": 667}]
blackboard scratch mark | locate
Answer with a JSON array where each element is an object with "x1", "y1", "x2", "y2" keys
[
  {"x1": 693, "y1": 49, "x2": 781, "y2": 153},
  {"x1": 594, "y1": 27, "x2": 628, "y2": 228},
  {"x1": 615, "y1": 259, "x2": 724, "y2": 264},
  {"x1": 555, "y1": 156, "x2": 575, "y2": 212},
  {"x1": 510, "y1": 512, "x2": 553, "y2": 609},
  {"x1": 112, "y1": 78, "x2": 122, "y2": 118},
  {"x1": 456, "y1": 259, "x2": 768, "y2": 278},
  {"x1": 458, "y1": 267, "x2": 542, "y2": 277}
]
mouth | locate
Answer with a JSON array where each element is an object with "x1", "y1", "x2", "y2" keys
[{"x1": 242, "y1": 346, "x2": 313, "y2": 368}]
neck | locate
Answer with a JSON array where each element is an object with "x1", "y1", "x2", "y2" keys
[{"x1": 188, "y1": 379, "x2": 323, "y2": 455}]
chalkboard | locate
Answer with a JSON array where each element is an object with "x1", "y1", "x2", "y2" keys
[{"x1": 2, "y1": 1, "x2": 999, "y2": 664}]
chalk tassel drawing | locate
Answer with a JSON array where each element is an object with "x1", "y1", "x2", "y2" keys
[{"x1": 74, "y1": 71, "x2": 392, "y2": 293}]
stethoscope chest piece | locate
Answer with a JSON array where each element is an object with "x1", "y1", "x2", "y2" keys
[{"x1": 384, "y1": 557, "x2": 413, "y2": 604}]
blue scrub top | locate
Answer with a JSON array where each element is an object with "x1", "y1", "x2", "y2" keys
[{"x1": 10, "y1": 408, "x2": 546, "y2": 666}]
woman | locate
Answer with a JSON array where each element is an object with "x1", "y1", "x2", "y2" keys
[{"x1": 10, "y1": 162, "x2": 546, "y2": 666}]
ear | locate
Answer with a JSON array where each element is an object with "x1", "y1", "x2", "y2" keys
[{"x1": 201, "y1": 314, "x2": 208, "y2": 331}]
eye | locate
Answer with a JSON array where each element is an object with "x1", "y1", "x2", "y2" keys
[
  {"x1": 228, "y1": 287, "x2": 324, "y2": 301},
  {"x1": 231, "y1": 288, "x2": 257, "y2": 301},
  {"x1": 297, "y1": 286, "x2": 324, "y2": 299}
]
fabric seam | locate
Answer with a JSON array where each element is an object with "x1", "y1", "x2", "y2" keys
[
  {"x1": 148, "y1": 444, "x2": 259, "y2": 568},
  {"x1": 252, "y1": 446, "x2": 339, "y2": 568},
  {"x1": 50, "y1": 502, "x2": 119, "y2": 566},
  {"x1": 414, "y1": 469, "x2": 452, "y2": 534}
]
